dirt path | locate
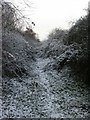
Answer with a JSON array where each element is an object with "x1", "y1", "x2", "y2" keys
[
  {"x1": 31, "y1": 58, "x2": 57, "y2": 117},
  {"x1": 30, "y1": 57, "x2": 89, "y2": 118}
]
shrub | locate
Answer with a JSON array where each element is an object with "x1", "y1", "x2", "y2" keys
[
  {"x1": 64, "y1": 13, "x2": 88, "y2": 84},
  {"x1": 48, "y1": 28, "x2": 68, "y2": 40}
]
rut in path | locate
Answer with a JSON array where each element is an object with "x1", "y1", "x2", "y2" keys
[{"x1": 31, "y1": 57, "x2": 58, "y2": 117}]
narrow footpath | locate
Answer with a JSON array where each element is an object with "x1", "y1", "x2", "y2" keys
[{"x1": 2, "y1": 43, "x2": 89, "y2": 118}]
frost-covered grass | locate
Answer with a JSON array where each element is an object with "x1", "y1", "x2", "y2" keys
[{"x1": 2, "y1": 56, "x2": 90, "y2": 118}]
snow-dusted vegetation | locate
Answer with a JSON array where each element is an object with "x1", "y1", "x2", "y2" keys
[{"x1": 1, "y1": 0, "x2": 90, "y2": 118}]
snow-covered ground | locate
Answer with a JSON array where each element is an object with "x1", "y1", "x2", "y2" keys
[
  {"x1": 1, "y1": 31, "x2": 90, "y2": 118},
  {"x1": 0, "y1": 77, "x2": 2, "y2": 118},
  {"x1": 2, "y1": 56, "x2": 89, "y2": 118}
]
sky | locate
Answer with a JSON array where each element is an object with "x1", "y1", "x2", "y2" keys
[{"x1": 5, "y1": 0, "x2": 89, "y2": 40}]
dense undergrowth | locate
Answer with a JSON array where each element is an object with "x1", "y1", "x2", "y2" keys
[
  {"x1": 42, "y1": 11, "x2": 88, "y2": 86},
  {"x1": 64, "y1": 15, "x2": 88, "y2": 84},
  {"x1": 2, "y1": 1, "x2": 38, "y2": 78},
  {"x1": 2, "y1": 1, "x2": 89, "y2": 86}
]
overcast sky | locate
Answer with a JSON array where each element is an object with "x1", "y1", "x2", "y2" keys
[{"x1": 5, "y1": 0, "x2": 89, "y2": 40}]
